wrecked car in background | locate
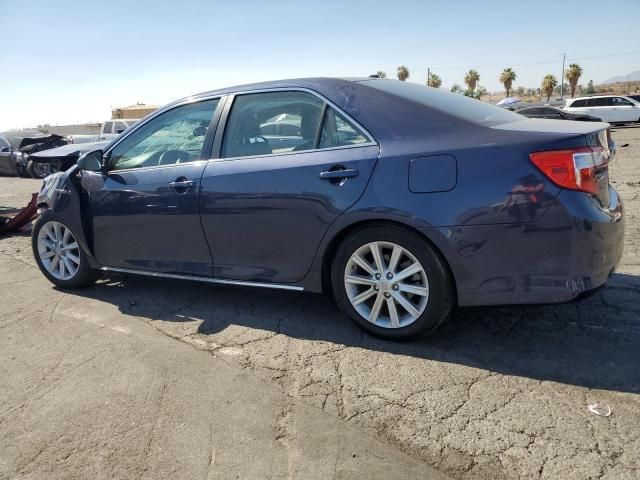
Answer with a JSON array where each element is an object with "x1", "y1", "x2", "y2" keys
[
  {"x1": 0, "y1": 133, "x2": 69, "y2": 178},
  {"x1": 28, "y1": 141, "x2": 109, "y2": 179},
  {"x1": 0, "y1": 135, "x2": 28, "y2": 177}
]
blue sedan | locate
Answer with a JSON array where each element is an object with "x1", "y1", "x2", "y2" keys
[{"x1": 32, "y1": 78, "x2": 624, "y2": 339}]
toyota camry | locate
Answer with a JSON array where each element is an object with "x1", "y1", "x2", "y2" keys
[{"x1": 32, "y1": 78, "x2": 624, "y2": 339}]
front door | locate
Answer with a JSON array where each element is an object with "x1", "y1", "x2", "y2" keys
[
  {"x1": 200, "y1": 90, "x2": 379, "y2": 284},
  {"x1": 89, "y1": 98, "x2": 221, "y2": 275}
]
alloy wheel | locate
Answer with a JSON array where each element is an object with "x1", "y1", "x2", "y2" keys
[
  {"x1": 33, "y1": 162, "x2": 51, "y2": 179},
  {"x1": 344, "y1": 241, "x2": 429, "y2": 329},
  {"x1": 36, "y1": 221, "x2": 81, "y2": 280}
]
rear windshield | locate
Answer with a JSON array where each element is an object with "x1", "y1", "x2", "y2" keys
[{"x1": 364, "y1": 79, "x2": 523, "y2": 126}]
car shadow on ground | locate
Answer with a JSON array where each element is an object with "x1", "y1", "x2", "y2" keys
[{"x1": 68, "y1": 271, "x2": 640, "y2": 394}]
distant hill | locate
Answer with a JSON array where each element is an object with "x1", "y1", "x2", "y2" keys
[{"x1": 601, "y1": 70, "x2": 640, "y2": 84}]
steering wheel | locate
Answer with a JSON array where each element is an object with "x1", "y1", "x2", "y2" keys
[{"x1": 158, "y1": 149, "x2": 191, "y2": 166}]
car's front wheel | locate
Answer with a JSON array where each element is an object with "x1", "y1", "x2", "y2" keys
[
  {"x1": 27, "y1": 160, "x2": 51, "y2": 179},
  {"x1": 331, "y1": 225, "x2": 454, "y2": 340},
  {"x1": 32, "y1": 212, "x2": 97, "y2": 288}
]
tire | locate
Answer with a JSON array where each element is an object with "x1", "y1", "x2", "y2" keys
[
  {"x1": 331, "y1": 225, "x2": 454, "y2": 340},
  {"x1": 32, "y1": 211, "x2": 98, "y2": 289},
  {"x1": 27, "y1": 160, "x2": 51, "y2": 179}
]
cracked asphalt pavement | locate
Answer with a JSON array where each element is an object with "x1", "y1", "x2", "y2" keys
[{"x1": 1, "y1": 126, "x2": 639, "y2": 479}]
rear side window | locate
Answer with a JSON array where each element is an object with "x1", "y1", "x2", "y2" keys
[
  {"x1": 365, "y1": 79, "x2": 522, "y2": 126},
  {"x1": 320, "y1": 108, "x2": 369, "y2": 148},
  {"x1": 591, "y1": 98, "x2": 610, "y2": 107},
  {"x1": 612, "y1": 97, "x2": 633, "y2": 106},
  {"x1": 222, "y1": 91, "x2": 324, "y2": 158},
  {"x1": 570, "y1": 99, "x2": 587, "y2": 107},
  {"x1": 103, "y1": 122, "x2": 113, "y2": 134},
  {"x1": 0, "y1": 137, "x2": 10, "y2": 149}
]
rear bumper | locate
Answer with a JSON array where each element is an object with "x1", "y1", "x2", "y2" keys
[{"x1": 422, "y1": 185, "x2": 624, "y2": 307}]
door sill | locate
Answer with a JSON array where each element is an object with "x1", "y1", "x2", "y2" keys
[{"x1": 99, "y1": 266, "x2": 304, "y2": 291}]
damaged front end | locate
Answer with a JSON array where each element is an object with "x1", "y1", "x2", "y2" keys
[{"x1": 36, "y1": 166, "x2": 100, "y2": 268}]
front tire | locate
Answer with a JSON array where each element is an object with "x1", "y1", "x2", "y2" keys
[
  {"x1": 27, "y1": 160, "x2": 51, "y2": 179},
  {"x1": 331, "y1": 225, "x2": 454, "y2": 340},
  {"x1": 32, "y1": 212, "x2": 97, "y2": 288}
]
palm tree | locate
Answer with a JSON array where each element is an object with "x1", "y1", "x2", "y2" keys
[
  {"x1": 427, "y1": 72, "x2": 442, "y2": 88},
  {"x1": 376, "y1": 70, "x2": 387, "y2": 79},
  {"x1": 565, "y1": 63, "x2": 583, "y2": 98},
  {"x1": 541, "y1": 74, "x2": 558, "y2": 103},
  {"x1": 464, "y1": 69, "x2": 480, "y2": 92},
  {"x1": 397, "y1": 66, "x2": 409, "y2": 81},
  {"x1": 500, "y1": 68, "x2": 517, "y2": 97}
]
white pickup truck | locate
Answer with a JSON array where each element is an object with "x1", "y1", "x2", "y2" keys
[{"x1": 68, "y1": 119, "x2": 138, "y2": 144}]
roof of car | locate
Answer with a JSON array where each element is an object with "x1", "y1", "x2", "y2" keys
[
  {"x1": 569, "y1": 94, "x2": 633, "y2": 100},
  {"x1": 177, "y1": 77, "x2": 374, "y2": 104}
]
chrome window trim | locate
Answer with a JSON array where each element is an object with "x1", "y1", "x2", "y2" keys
[
  {"x1": 210, "y1": 142, "x2": 379, "y2": 164},
  {"x1": 100, "y1": 266, "x2": 304, "y2": 291}
]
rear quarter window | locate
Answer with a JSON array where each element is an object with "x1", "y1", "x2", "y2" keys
[{"x1": 364, "y1": 79, "x2": 523, "y2": 126}]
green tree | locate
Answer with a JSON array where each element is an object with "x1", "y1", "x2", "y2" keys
[
  {"x1": 427, "y1": 72, "x2": 442, "y2": 88},
  {"x1": 376, "y1": 70, "x2": 387, "y2": 79},
  {"x1": 464, "y1": 69, "x2": 480, "y2": 91},
  {"x1": 565, "y1": 63, "x2": 583, "y2": 98},
  {"x1": 499, "y1": 68, "x2": 517, "y2": 97},
  {"x1": 397, "y1": 66, "x2": 409, "y2": 81},
  {"x1": 516, "y1": 86, "x2": 525, "y2": 97},
  {"x1": 476, "y1": 85, "x2": 488, "y2": 98},
  {"x1": 584, "y1": 79, "x2": 595, "y2": 95},
  {"x1": 541, "y1": 74, "x2": 558, "y2": 102},
  {"x1": 450, "y1": 83, "x2": 463, "y2": 94}
]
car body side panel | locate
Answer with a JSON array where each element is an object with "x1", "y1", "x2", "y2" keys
[{"x1": 200, "y1": 145, "x2": 379, "y2": 283}]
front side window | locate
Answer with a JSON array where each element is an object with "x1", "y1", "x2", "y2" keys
[
  {"x1": 109, "y1": 99, "x2": 219, "y2": 170},
  {"x1": 103, "y1": 122, "x2": 113, "y2": 135},
  {"x1": 320, "y1": 107, "x2": 370, "y2": 148},
  {"x1": 571, "y1": 99, "x2": 586, "y2": 107},
  {"x1": 114, "y1": 121, "x2": 128, "y2": 133},
  {"x1": 0, "y1": 137, "x2": 10, "y2": 149},
  {"x1": 222, "y1": 91, "x2": 324, "y2": 158}
]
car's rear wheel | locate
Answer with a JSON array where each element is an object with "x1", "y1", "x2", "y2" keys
[
  {"x1": 27, "y1": 160, "x2": 51, "y2": 179},
  {"x1": 32, "y1": 212, "x2": 97, "y2": 288},
  {"x1": 331, "y1": 225, "x2": 454, "y2": 340}
]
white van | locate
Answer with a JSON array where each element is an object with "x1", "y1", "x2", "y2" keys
[{"x1": 564, "y1": 95, "x2": 640, "y2": 123}]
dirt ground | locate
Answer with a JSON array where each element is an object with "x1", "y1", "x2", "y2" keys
[{"x1": 0, "y1": 126, "x2": 638, "y2": 480}]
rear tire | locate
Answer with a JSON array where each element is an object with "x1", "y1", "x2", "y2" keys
[
  {"x1": 331, "y1": 225, "x2": 454, "y2": 340},
  {"x1": 32, "y1": 211, "x2": 98, "y2": 289}
]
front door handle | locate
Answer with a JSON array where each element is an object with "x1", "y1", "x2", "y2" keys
[
  {"x1": 169, "y1": 179, "x2": 195, "y2": 192},
  {"x1": 319, "y1": 168, "x2": 359, "y2": 180}
]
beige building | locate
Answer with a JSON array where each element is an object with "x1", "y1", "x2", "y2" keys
[{"x1": 111, "y1": 102, "x2": 158, "y2": 120}]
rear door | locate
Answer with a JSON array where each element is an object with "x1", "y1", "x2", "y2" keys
[{"x1": 200, "y1": 90, "x2": 379, "y2": 284}]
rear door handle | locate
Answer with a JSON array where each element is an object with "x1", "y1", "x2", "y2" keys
[
  {"x1": 319, "y1": 168, "x2": 359, "y2": 180},
  {"x1": 169, "y1": 179, "x2": 195, "y2": 191}
]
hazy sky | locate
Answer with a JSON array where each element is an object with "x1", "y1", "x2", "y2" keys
[{"x1": 1, "y1": 0, "x2": 639, "y2": 130}]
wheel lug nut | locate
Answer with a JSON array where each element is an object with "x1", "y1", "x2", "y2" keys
[
  {"x1": 386, "y1": 273, "x2": 393, "y2": 279},
  {"x1": 375, "y1": 273, "x2": 381, "y2": 280},
  {"x1": 384, "y1": 292, "x2": 390, "y2": 298},
  {"x1": 393, "y1": 284, "x2": 399, "y2": 291},
  {"x1": 374, "y1": 286, "x2": 379, "y2": 291}
]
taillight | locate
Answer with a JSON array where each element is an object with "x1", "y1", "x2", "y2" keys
[{"x1": 530, "y1": 146, "x2": 609, "y2": 195}]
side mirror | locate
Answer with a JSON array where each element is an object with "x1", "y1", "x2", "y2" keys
[
  {"x1": 77, "y1": 149, "x2": 104, "y2": 171},
  {"x1": 0, "y1": 146, "x2": 10, "y2": 153},
  {"x1": 116, "y1": 129, "x2": 125, "y2": 134}
]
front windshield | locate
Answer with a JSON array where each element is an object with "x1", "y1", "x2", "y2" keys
[{"x1": 364, "y1": 79, "x2": 524, "y2": 126}]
